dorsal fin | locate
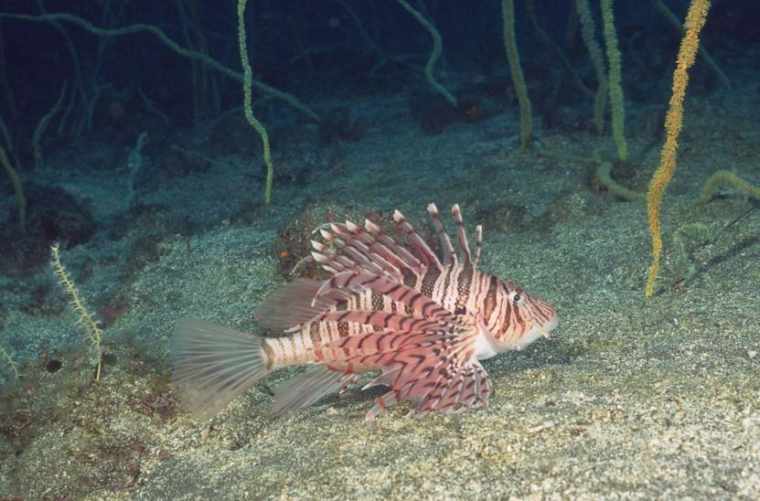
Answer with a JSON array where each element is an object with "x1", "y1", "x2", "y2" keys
[
  {"x1": 392, "y1": 209, "x2": 443, "y2": 271},
  {"x1": 426, "y1": 203, "x2": 457, "y2": 266},
  {"x1": 311, "y1": 219, "x2": 428, "y2": 281},
  {"x1": 254, "y1": 279, "x2": 343, "y2": 332},
  {"x1": 450, "y1": 204, "x2": 473, "y2": 266}
]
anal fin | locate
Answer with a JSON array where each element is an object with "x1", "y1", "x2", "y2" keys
[{"x1": 271, "y1": 366, "x2": 351, "y2": 415}]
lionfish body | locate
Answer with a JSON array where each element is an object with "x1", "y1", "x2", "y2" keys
[{"x1": 172, "y1": 204, "x2": 557, "y2": 420}]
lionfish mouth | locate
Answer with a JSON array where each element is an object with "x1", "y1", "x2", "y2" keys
[
  {"x1": 521, "y1": 310, "x2": 558, "y2": 347},
  {"x1": 511, "y1": 317, "x2": 558, "y2": 350}
]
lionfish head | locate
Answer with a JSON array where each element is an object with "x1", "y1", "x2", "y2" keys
[{"x1": 489, "y1": 279, "x2": 558, "y2": 351}]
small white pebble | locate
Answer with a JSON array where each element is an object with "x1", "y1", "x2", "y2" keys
[
  {"x1": 527, "y1": 421, "x2": 555, "y2": 434},
  {"x1": 748, "y1": 350, "x2": 757, "y2": 360}
]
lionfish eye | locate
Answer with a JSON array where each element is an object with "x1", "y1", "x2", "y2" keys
[{"x1": 513, "y1": 293, "x2": 521, "y2": 304}]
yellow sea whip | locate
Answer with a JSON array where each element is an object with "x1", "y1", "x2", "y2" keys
[{"x1": 645, "y1": 0, "x2": 711, "y2": 298}]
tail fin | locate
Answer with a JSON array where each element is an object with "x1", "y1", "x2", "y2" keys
[{"x1": 171, "y1": 319, "x2": 271, "y2": 419}]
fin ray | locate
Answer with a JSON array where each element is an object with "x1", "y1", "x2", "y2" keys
[
  {"x1": 254, "y1": 279, "x2": 339, "y2": 332},
  {"x1": 171, "y1": 319, "x2": 270, "y2": 419},
  {"x1": 271, "y1": 365, "x2": 345, "y2": 415}
]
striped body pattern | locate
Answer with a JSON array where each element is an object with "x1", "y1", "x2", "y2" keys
[{"x1": 172, "y1": 203, "x2": 557, "y2": 420}]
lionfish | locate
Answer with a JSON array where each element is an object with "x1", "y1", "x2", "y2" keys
[{"x1": 172, "y1": 204, "x2": 557, "y2": 420}]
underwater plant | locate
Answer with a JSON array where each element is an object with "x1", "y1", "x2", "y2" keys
[
  {"x1": 50, "y1": 243, "x2": 104, "y2": 382},
  {"x1": 502, "y1": 0, "x2": 532, "y2": 151},
  {"x1": 645, "y1": 0, "x2": 711, "y2": 298},
  {"x1": 0, "y1": 145, "x2": 25, "y2": 232},
  {"x1": 237, "y1": 0, "x2": 274, "y2": 206}
]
